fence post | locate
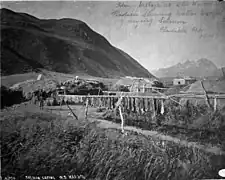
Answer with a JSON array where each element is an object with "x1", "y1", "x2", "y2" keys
[
  {"x1": 119, "y1": 106, "x2": 124, "y2": 133},
  {"x1": 200, "y1": 80, "x2": 213, "y2": 109},
  {"x1": 66, "y1": 102, "x2": 78, "y2": 120},
  {"x1": 114, "y1": 93, "x2": 125, "y2": 133}
]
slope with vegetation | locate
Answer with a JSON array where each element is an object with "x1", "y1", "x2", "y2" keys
[{"x1": 0, "y1": 8, "x2": 153, "y2": 78}]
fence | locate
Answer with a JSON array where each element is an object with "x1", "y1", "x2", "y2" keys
[
  {"x1": 57, "y1": 93, "x2": 225, "y2": 115},
  {"x1": 54, "y1": 93, "x2": 225, "y2": 133}
]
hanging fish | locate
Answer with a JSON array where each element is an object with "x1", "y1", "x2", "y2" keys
[
  {"x1": 107, "y1": 97, "x2": 110, "y2": 109},
  {"x1": 139, "y1": 97, "x2": 143, "y2": 113},
  {"x1": 78, "y1": 96, "x2": 81, "y2": 103},
  {"x1": 103, "y1": 97, "x2": 107, "y2": 107},
  {"x1": 131, "y1": 97, "x2": 135, "y2": 112},
  {"x1": 142, "y1": 98, "x2": 146, "y2": 113},
  {"x1": 126, "y1": 97, "x2": 129, "y2": 111},
  {"x1": 99, "y1": 97, "x2": 102, "y2": 108},
  {"x1": 76, "y1": 96, "x2": 79, "y2": 103},
  {"x1": 92, "y1": 97, "x2": 95, "y2": 107},
  {"x1": 123, "y1": 97, "x2": 127, "y2": 112},
  {"x1": 135, "y1": 98, "x2": 139, "y2": 114},
  {"x1": 154, "y1": 99, "x2": 158, "y2": 115},
  {"x1": 124, "y1": 96, "x2": 128, "y2": 112},
  {"x1": 126, "y1": 97, "x2": 129, "y2": 114},
  {"x1": 82, "y1": 96, "x2": 85, "y2": 103},
  {"x1": 138, "y1": 98, "x2": 142, "y2": 115},
  {"x1": 97, "y1": 97, "x2": 100, "y2": 107},
  {"x1": 94, "y1": 97, "x2": 97, "y2": 107},
  {"x1": 111, "y1": 97, "x2": 114, "y2": 109},
  {"x1": 152, "y1": 98, "x2": 156, "y2": 118},
  {"x1": 157, "y1": 99, "x2": 161, "y2": 115},
  {"x1": 74, "y1": 96, "x2": 77, "y2": 103},
  {"x1": 106, "y1": 97, "x2": 109, "y2": 107},
  {"x1": 145, "y1": 98, "x2": 148, "y2": 112},
  {"x1": 109, "y1": 97, "x2": 112, "y2": 109},
  {"x1": 214, "y1": 97, "x2": 217, "y2": 111},
  {"x1": 161, "y1": 99, "x2": 165, "y2": 115},
  {"x1": 132, "y1": 97, "x2": 135, "y2": 112},
  {"x1": 92, "y1": 97, "x2": 94, "y2": 107},
  {"x1": 128, "y1": 97, "x2": 132, "y2": 112}
]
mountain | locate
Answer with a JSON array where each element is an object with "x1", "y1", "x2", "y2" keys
[
  {"x1": 0, "y1": 8, "x2": 153, "y2": 78},
  {"x1": 152, "y1": 59, "x2": 222, "y2": 78}
]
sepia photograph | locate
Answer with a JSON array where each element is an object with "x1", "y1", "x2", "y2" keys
[{"x1": 1, "y1": 0, "x2": 225, "y2": 179}]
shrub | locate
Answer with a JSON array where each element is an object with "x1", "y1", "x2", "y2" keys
[{"x1": 0, "y1": 86, "x2": 26, "y2": 109}]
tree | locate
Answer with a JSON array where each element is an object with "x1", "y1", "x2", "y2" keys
[{"x1": 222, "y1": 67, "x2": 225, "y2": 77}]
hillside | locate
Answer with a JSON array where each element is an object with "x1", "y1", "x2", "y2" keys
[
  {"x1": 0, "y1": 8, "x2": 153, "y2": 78},
  {"x1": 152, "y1": 59, "x2": 222, "y2": 78}
]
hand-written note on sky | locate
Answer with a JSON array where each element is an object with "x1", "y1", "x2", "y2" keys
[{"x1": 111, "y1": 1, "x2": 225, "y2": 39}]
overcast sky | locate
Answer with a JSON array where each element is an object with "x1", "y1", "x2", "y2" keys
[{"x1": 1, "y1": 1, "x2": 225, "y2": 70}]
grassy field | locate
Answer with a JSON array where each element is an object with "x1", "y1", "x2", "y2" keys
[
  {"x1": 1, "y1": 104, "x2": 225, "y2": 180},
  {"x1": 1, "y1": 70, "x2": 119, "y2": 88},
  {"x1": 102, "y1": 100, "x2": 225, "y2": 150},
  {"x1": 1, "y1": 72, "x2": 39, "y2": 87}
]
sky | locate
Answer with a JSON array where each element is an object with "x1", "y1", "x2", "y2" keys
[{"x1": 1, "y1": 1, "x2": 225, "y2": 71}]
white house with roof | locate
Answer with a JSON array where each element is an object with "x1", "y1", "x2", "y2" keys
[{"x1": 173, "y1": 76, "x2": 196, "y2": 86}]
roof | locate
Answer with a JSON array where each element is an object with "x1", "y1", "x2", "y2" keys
[
  {"x1": 173, "y1": 78, "x2": 185, "y2": 81},
  {"x1": 114, "y1": 77, "x2": 156, "y2": 87},
  {"x1": 174, "y1": 77, "x2": 196, "y2": 80}
]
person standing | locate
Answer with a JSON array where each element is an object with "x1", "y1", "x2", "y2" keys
[
  {"x1": 32, "y1": 91, "x2": 38, "y2": 105},
  {"x1": 39, "y1": 89, "x2": 44, "y2": 110}
]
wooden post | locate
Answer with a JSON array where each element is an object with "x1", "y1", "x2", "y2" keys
[
  {"x1": 119, "y1": 106, "x2": 124, "y2": 134},
  {"x1": 200, "y1": 80, "x2": 212, "y2": 109},
  {"x1": 66, "y1": 102, "x2": 78, "y2": 120},
  {"x1": 113, "y1": 93, "x2": 125, "y2": 134}
]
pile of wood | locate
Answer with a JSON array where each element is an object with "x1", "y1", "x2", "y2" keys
[{"x1": 60, "y1": 79, "x2": 106, "y2": 95}]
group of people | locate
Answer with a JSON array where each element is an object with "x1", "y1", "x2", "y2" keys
[
  {"x1": 30, "y1": 89, "x2": 60, "y2": 109},
  {"x1": 31, "y1": 89, "x2": 47, "y2": 110}
]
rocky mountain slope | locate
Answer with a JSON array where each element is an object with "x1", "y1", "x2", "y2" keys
[
  {"x1": 0, "y1": 8, "x2": 153, "y2": 78},
  {"x1": 152, "y1": 59, "x2": 222, "y2": 78}
]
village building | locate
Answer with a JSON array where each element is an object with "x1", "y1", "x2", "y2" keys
[
  {"x1": 114, "y1": 77, "x2": 163, "y2": 93},
  {"x1": 173, "y1": 76, "x2": 196, "y2": 86}
]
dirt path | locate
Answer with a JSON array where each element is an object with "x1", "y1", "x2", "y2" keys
[{"x1": 90, "y1": 118, "x2": 225, "y2": 155}]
